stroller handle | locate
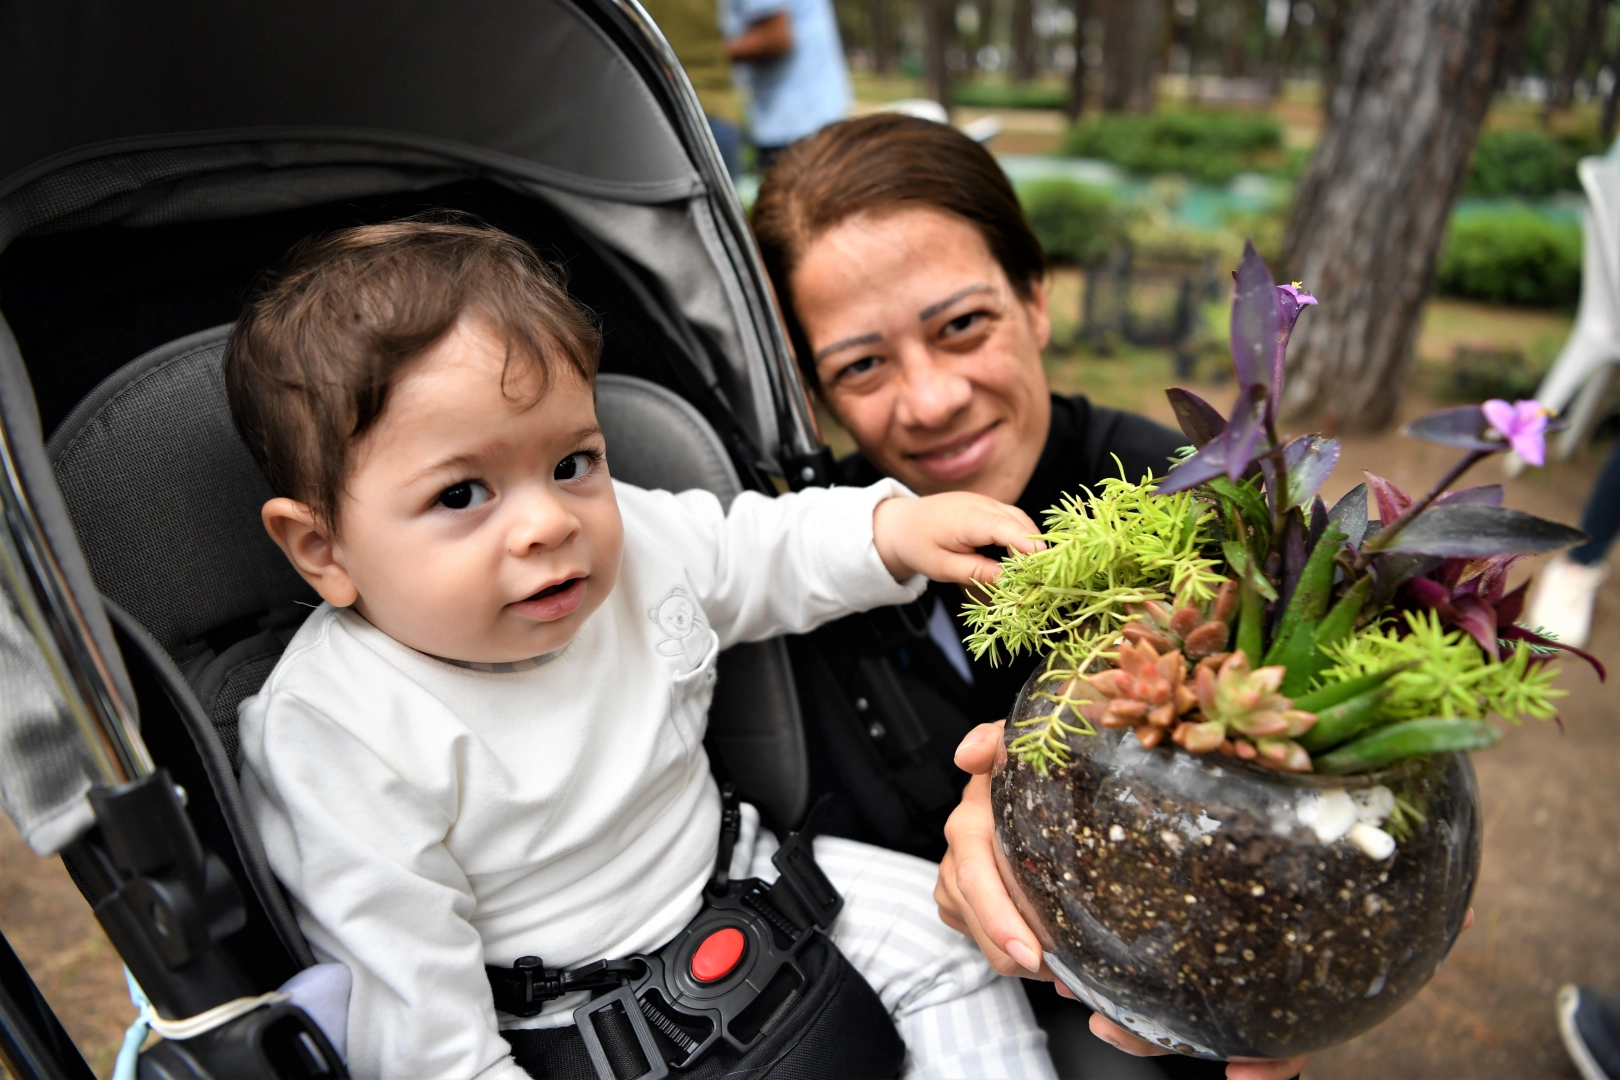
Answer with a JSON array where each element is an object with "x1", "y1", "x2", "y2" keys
[{"x1": 0, "y1": 403, "x2": 151, "y2": 787}]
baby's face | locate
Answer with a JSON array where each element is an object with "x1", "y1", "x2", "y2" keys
[{"x1": 332, "y1": 319, "x2": 622, "y2": 663}]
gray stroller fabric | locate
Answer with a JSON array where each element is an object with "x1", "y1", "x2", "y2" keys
[{"x1": 47, "y1": 325, "x2": 317, "y2": 662}]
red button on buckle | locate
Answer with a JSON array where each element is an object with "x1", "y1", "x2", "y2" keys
[{"x1": 691, "y1": 927, "x2": 746, "y2": 983}]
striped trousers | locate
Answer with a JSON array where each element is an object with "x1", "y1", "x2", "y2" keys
[{"x1": 744, "y1": 826, "x2": 1057, "y2": 1080}]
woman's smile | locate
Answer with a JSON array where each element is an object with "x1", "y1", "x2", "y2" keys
[{"x1": 907, "y1": 421, "x2": 1001, "y2": 482}]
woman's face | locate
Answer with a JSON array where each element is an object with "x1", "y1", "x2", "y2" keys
[{"x1": 791, "y1": 206, "x2": 1052, "y2": 505}]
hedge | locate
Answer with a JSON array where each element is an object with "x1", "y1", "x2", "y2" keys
[
  {"x1": 1435, "y1": 210, "x2": 1581, "y2": 307},
  {"x1": 1018, "y1": 179, "x2": 1121, "y2": 266},
  {"x1": 952, "y1": 82, "x2": 1070, "y2": 110},
  {"x1": 1466, "y1": 128, "x2": 1601, "y2": 198},
  {"x1": 1059, "y1": 111, "x2": 1285, "y2": 184}
]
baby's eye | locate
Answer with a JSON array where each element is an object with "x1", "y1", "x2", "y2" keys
[
  {"x1": 554, "y1": 451, "x2": 599, "y2": 482},
  {"x1": 437, "y1": 480, "x2": 491, "y2": 510}
]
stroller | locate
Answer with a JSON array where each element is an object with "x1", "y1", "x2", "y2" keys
[{"x1": 0, "y1": 2, "x2": 872, "y2": 1076}]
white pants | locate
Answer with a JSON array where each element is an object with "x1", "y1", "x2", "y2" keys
[{"x1": 746, "y1": 829, "x2": 1056, "y2": 1080}]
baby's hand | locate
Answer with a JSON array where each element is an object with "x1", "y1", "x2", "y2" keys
[{"x1": 872, "y1": 492, "x2": 1041, "y2": 586}]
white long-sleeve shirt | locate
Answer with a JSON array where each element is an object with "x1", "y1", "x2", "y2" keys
[{"x1": 238, "y1": 480, "x2": 924, "y2": 1079}]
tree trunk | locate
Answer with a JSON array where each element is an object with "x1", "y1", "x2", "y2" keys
[
  {"x1": 1604, "y1": 14, "x2": 1620, "y2": 138},
  {"x1": 869, "y1": 0, "x2": 896, "y2": 75},
  {"x1": 1550, "y1": 0, "x2": 1608, "y2": 111},
  {"x1": 1278, "y1": 0, "x2": 1531, "y2": 431},
  {"x1": 1320, "y1": 0, "x2": 1357, "y2": 99},
  {"x1": 1226, "y1": 0, "x2": 1253, "y2": 78},
  {"x1": 1012, "y1": 0, "x2": 1037, "y2": 81},
  {"x1": 1101, "y1": 0, "x2": 1163, "y2": 112},
  {"x1": 922, "y1": 0, "x2": 955, "y2": 109},
  {"x1": 1066, "y1": 0, "x2": 1093, "y2": 119}
]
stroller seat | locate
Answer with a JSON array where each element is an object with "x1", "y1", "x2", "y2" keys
[{"x1": 46, "y1": 324, "x2": 810, "y2": 988}]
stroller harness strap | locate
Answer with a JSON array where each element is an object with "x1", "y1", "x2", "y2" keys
[{"x1": 489, "y1": 794, "x2": 903, "y2": 1079}]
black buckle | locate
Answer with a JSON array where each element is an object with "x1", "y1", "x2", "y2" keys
[
  {"x1": 770, "y1": 800, "x2": 843, "y2": 930},
  {"x1": 489, "y1": 955, "x2": 645, "y2": 1018},
  {"x1": 574, "y1": 984, "x2": 670, "y2": 1080}
]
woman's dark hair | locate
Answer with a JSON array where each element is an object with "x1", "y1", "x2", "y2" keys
[{"x1": 750, "y1": 113, "x2": 1046, "y2": 388}]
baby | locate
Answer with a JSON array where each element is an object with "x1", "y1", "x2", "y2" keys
[{"x1": 226, "y1": 219, "x2": 1056, "y2": 1079}]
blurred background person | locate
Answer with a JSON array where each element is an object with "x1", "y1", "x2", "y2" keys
[
  {"x1": 1529, "y1": 439, "x2": 1619, "y2": 648},
  {"x1": 643, "y1": 0, "x2": 745, "y2": 177},
  {"x1": 1559, "y1": 983, "x2": 1620, "y2": 1080},
  {"x1": 722, "y1": 0, "x2": 851, "y2": 173}
]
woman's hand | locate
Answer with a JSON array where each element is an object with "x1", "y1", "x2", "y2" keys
[
  {"x1": 935, "y1": 721, "x2": 1314, "y2": 1080},
  {"x1": 1086, "y1": 1014, "x2": 1308, "y2": 1080},
  {"x1": 935, "y1": 722, "x2": 1050, "y2": 977},
  {"x1": 872, "y1": 492, "x2": 1039, "y2": 586}
]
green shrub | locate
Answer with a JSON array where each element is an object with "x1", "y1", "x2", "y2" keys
[
  {"x1": 1466, "y1": 129, "x2": 1588, "y2": 197},
  {"x1": 1435, "y1": 210, "x2": 1581, "y2": 307},
  {"x1": 1019, "y1": 179, "x2": 1120, "y2": 266},
  {"x1": 1060, "y1": 111, "x2": 1284, "y2": 184},
  {"x1": 952, "y1": 82, "x2": 1069, "y2": 110}
]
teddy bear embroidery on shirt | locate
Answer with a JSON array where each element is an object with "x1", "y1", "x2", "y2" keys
[{"x1": 648, "y1": 587, "x2": 712, "y2": 670}]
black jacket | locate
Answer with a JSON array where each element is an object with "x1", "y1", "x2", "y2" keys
[{"x1": 793, "y1": 394, "x2": 1185, "y2": 859}]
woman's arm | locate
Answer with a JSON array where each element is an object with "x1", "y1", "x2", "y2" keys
[{"x1": 935, "y1": 721, "x2": 1311, "y2": 1080}]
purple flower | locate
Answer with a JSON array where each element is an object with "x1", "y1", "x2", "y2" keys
[
  {"x1": 1269, "y1": 282, "x2": 1317, "y2": 423},
  {"x1": 1481, "y1": 399, "x2": 1551, "y2": 467}
]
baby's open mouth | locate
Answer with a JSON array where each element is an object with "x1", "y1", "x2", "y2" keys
[
  {"x1": 509, "y1": 577, "x2": 588, "y2": 622},
  {"x1": 527, "y1": 578, "x2": 581, "y2": 601}
]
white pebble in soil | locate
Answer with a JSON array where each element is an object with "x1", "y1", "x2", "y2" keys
[
  {"x1": 1297, "y1": 789, "x2": 1358, "y2": 843},
  {"x1": 1347, "y1": 822, "x2": 1396, "y2": 860},
  {"x1": 1351, "y1": 785, "x2": 1395, "y2": 824}
]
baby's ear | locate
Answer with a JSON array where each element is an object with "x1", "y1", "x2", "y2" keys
[{"x1": 260, "y1": 498, "x2": 358, "y2": 607}]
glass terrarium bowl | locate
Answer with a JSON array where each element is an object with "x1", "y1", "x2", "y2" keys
[{"x1": 992, "y1": 662, "x2": 1481, "y2": 1061}]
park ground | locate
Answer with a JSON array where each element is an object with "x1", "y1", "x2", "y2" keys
[{"x1": 4, "y1": 286, "x2": 1617, "y2": 1078}]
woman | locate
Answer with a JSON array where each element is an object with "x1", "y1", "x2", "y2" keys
[{"x1": 752, "y1": 114, "x2": 1306, "y2": 1079}]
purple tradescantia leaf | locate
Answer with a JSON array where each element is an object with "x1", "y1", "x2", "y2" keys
[
  {"x1": 1368, "y1": 552, "x2": 1444, "y2": 610},
  {"x1": 1498, "y1": 624, "x2": 1608, "y2": 680},
  {"x1": 1156, "y1": 387, "x2": 1270, "y2": 494},
  {"x1": 1376, "y1": 505, "x2": 1589, "y2": 557},
  {"x1": 1328, "y1": 483, "x2": 1369, "y2": 547},
  {"x1": 1364, "y1": 473, "x2": 1413, "y2": 528},
  {"x1": 1434, "y1": 484, "x2": 1505, "y2": 508},
  {"x1": 1165, "y1": 387, "x2": 1228, "y2": 448},
  {"x1": 1220, "y1": 386, "x2": 1267, "y2": 480},
  {"x1": 1405, "y1": 576, "x2": 1503, "y2": 658},
  {"x1": 1402, "y1": 405, "x2": 1503, "y2": 451},
  {"x1": 1282, "y1": 435, "x2": 1340, "y2": 509},
  {"x1": 1272, "y1": 282, "x2": 1317, "y2": 422},
  {"x1": 1230, "y1": 241, "x2": 1280, "y2": 392},
  {"x1": 1155, "y1": 444, "x2": 1234, "y2": 493}
]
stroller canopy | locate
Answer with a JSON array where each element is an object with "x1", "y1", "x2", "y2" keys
[{"x1": 0, "y1": 0, "x2": 813, "y2": 466}]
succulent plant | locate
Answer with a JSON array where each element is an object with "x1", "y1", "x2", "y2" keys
[
  {"x1": 1120, "y1": 580, "x2": 1239, "y2": 659},
  {"x1": 1074, "y1": 639, "x2": 1198, "y2": 747},
  {"x1": 1189, "y1": 651, "x2": 1316, "y2": 771}
]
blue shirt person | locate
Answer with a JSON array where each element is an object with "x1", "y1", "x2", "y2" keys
[{"x1": 722, "y1": 0, "x2": 851, "y2": 165}]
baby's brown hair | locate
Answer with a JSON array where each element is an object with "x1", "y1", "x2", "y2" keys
[{"x1": 225, "y1": 216, "x2": 600, "y2": 531}]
